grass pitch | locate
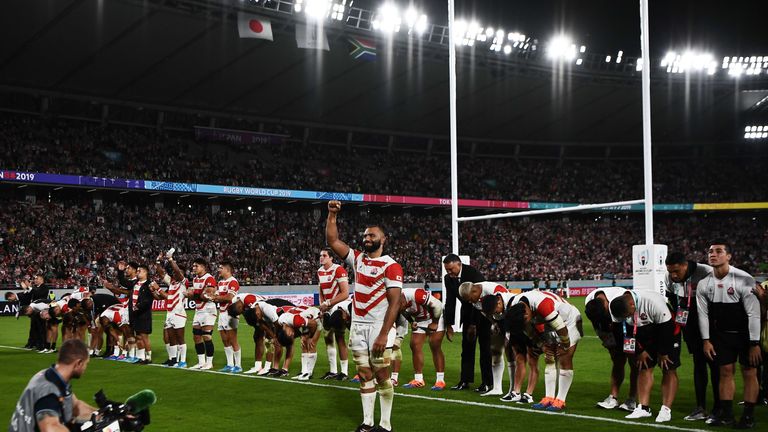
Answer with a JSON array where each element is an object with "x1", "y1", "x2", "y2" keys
[{"x1": 1, "y1": 297, "x2": 765, "y2": 431}]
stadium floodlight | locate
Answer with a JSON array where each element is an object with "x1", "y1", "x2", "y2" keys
[
  {"x1": 661, "y1": 50, "x2": 717, "y2": 74},
  {"x1": 503, "y1": 44, "x2": 512, "y2": 54},
  {"x1": 372, "y1": 3, "x2": 401, "y2": 33},
  {"x1": 576, "y1": 58, "x2": 583, "y2": 65},
  {"x1": 605, "y1": 55, "x2": 611, "y2": 63},
  {"x1": 403, "y1": 7, "x2": 428, "y2": 35},
  {"x1": 636, "y1": 58, "x2": 644, "y2": 71},
  {"x1": 743, "y1": 125, "x2": 768, "y2": 139},
  {"x1": 546, "y1": 35, "x2": 577, "y2": 61},
  {"x1": 294, "y1": 0, "x2": 337, "y2": 20},
  {"x1": 331, "y1": 2, "x2": 346, "y2": 21}
]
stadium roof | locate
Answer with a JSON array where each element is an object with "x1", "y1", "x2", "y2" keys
[{"x1": 1, "y1": 0, "x2": 767, "y2": 144}]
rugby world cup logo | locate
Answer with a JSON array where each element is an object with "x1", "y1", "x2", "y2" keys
[{"x1": 638, "y1": 248, "x2": 649, "y2": 266}]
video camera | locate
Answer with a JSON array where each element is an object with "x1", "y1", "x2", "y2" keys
[{"x1": 78, "y1": 389, "x2": 155, "y2": 432}]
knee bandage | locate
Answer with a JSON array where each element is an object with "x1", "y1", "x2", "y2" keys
[
  {"x1": 360, "y1": 380, "x2": 376, "y2": 391},
  {"x1": 391, "y1": 347, "x2": 403, "y2": 362},
  {"x1": 353, "y1": 350, "x2": 370, "y2": 368}
]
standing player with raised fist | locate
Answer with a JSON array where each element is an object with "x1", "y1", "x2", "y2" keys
[{"x1": 326, "y1": 200, "x2": 403, "y2": 432}]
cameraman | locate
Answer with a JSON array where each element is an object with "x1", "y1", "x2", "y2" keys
[{"x1": 9, "y1": 339, "x2": 97, "y2": 432}]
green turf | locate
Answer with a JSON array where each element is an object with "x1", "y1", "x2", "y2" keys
[{"x1": 1, "y1": 298, "x2": 765, "y2": 431}]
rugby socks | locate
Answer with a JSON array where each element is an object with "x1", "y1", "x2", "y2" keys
[
  {"x1": 146, "y1": 350, "x2": 152, "y2": 361},
  {"x1": 129, "y1": 347, "x2": 137, "y2": 359},
  {"x1": 137, "y1": 349, "x2": 146, "y2": 361},
  {"x1": 204, "y1": 340, "x2": 215, "y2": 366},
  {"x1": 721, "y1": 400, "x2": 733, "y2": 418},
  {"x1": 178, "y1": 344, "x2": 187, "y2": 363},
  {"x1": 168, "y1": 345, "x2": 178, "y2": 361},
  {"x1": 224, "y1": 346, "x2": 234, "y2": 367},
  {"x1": 507, "y1": 363, "x2": 516, "y2": 393},
  {"x1": 743, "y1": 401, "x2": 755, "y2": 418},
  {"x1": 306, "y1": 353, "x2": 317, "y2": 376},
  {"x1": 195, "y1": 343, "x2": 205, "y2": 366},
  {"x1": 492, "y1": 357, "x2": 504, "y2": 391},
  {"x1": 254, "y1": 361, "x2": 263, "y2": 371},
  {"x1": 233, "y1": 349, "x2": 242, "y2": 368},
  {"x1": 378, "y1": 379, "x2": 394, "y2": 430},
  {"x1": 414, "y1": 373, "x2": 424, "y2": 382},
  {"x1": 340, "y1": 359, "x2": 349, "y2": 376},
  {"x1": 301, "y1": 353, "x2": 309, "y2": 374},
  {"x1": 544, "y1": 363, "x2": 557, "y2": 398},
  {"x1": 327, "y1": 346, "x2": 338, "y2": 374},
  {"x1": 113, "y1": 346, "x2": 120, "y2": 357},
  {"x1": 391, "y1": 372, "x2": 399, "y2": 382},
  {"x1": 361, "y1": 381, "x2": 377, "y2": 427},
  {"x1": 436, "y1": 372, "x2": 445, "y2": 383},
  {"x1": 556, "y1": 369, "x2": 574, "y2": 402},
  {"x1": 165, "y1": 343, "x2": 171, "y2": 358}
]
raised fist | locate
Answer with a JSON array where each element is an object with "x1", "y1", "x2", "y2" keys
[{"x1": 328, "y1": 200, "x2": 341, "y2": 213}]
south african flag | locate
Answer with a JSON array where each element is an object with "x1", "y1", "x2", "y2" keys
[{"x1": 348, "y1": 36, "x2": 376, "y2": 61}]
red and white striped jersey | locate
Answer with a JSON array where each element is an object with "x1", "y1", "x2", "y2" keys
[
  {"x1": 115, "y1": 292, "x2": 129, "y2": 307},
  {"x1": 103, "y1": 305, "x2": 128, "y2": 325},
  {"x1": 217, "y1": 276, "x2": 240, "y2": 312},
  {"x1": 345, "y1": 249, "x2": 403, "y2": 324},
  {"x1": 165, "y1": 278, "x2": 188, "y2": 315},
  {"x1": 256, "y1": 301, "x2": 280, "y2": 323},
  {"x1": 276, "y1": 306, "x2": 320, "y2": 328},
  {"x1": 317, "y1": 264, "x2": 348, "y2": 302},
  {"x1": 401, "y1": 288, "x2": 441, "y2": 322},
  {"x1": 471, "y1": 282, "x2": 509, "y2": 311},
  {"x1": 192, "y1": 273, "x2": 217, "y2": 313},
  {"x1": 234, "y1": 293, "x2": 265, "y2": 309},
  {"x1": 131, "y1": 281, "x2": 145, "y2": 310},
  {"x1": 512, "y1": 290, "x2": 580, "y2": 329}
]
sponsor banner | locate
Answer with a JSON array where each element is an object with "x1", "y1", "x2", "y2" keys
[
  {"x1": 262, "y1": 293, "x2": 316, "y2": 307},
  {"x1": 151, "y1": 298, "x2": 196, "y2": 312},
  {"x1": 363, "y1": 194, "x2": 530, "y2": 209},
  {"x1": 0, "y1": 301, "x2": 20, "y2": 317},
  {"x1": 694, "y1": 202, "x2": 768, "y2": 210},
  {"x1": 1, "y1": 168, "x2": 762, "y2": 213},
  {"x1": 149, "y1": 294, "x2": 317, "y2": 311},
  {"x1": 193, "y1": 126, "x2": 286, "y2": 146},
  {"x1": 0, "y1": 170, "x2": 145, "y2": 190},
  {"x1": 632, "y1": 244, "x2": 668, "y2": 295},
  {"x1": 567, "y1": 287, "x2": 599, "y2": 297}
]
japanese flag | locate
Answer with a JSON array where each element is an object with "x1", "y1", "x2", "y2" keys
[{"x1": 238, "y1": 12, "x2": 273, "y2": 41}]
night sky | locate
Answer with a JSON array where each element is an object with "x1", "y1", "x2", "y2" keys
[{"x1": 354, "y1": 0, "x2": 767, "y2": 57}]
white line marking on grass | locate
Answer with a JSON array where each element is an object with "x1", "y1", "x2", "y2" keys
[
  {"x1": 0, "y1": 345, "x2": 35, "y2": 351},
  {"x1": 0, "y1": 345, "x2": 705, "y2": 432}
]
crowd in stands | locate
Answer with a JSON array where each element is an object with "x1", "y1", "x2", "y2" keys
[
  {"x1": 1, "y1": 113, "x2": 766, "y2": 203},
  {"x1": 1, "y1": 195, "x2": 766, "y2": 288}
]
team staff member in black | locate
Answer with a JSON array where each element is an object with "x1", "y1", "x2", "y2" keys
[
  {"x1": 131, "y1": 264, "x2": 156, "y2": 364},
  {"x1": 9, "y1": 339, "x2": 96, "y2": 432},
  {"x1": 442, "y1": 254, "x2": 492, "y2": 392},
  {"x1": 697, "y1": 241, "x2": 762, "y2": 428},
  {"x1": 664, "y1": 252, "x2": 718, "y2": 422}
]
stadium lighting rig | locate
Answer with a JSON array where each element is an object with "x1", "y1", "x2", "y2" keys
[
  {"x1": 744, "y1": 125, "x2": 768, "y2": 140},
  {"x1": 294, "y1": 0, "x2": 346, "y2": 21},
  {"x1": 660, "y1": 51, "x2": 717, "y2": 75},
  {"x1": 545, "y1": 35, "x2": 584, "y2": 64},
  {"x1": 371, "y1": 3, "x2": 428, "y2": 35},
  {"x1": 723, "y1": 55, "x2": 767, "y2": 77}
]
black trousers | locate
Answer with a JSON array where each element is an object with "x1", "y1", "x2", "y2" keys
[
  {"x1": 460, "y1": 310, "x2": 492, "y2": 386},
  {"x1": 683, "y1": 318, "x2": 720, "y2": 410},
  {"x1": 29, "y1": 314, "x2": 46, "y2": 349}
]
